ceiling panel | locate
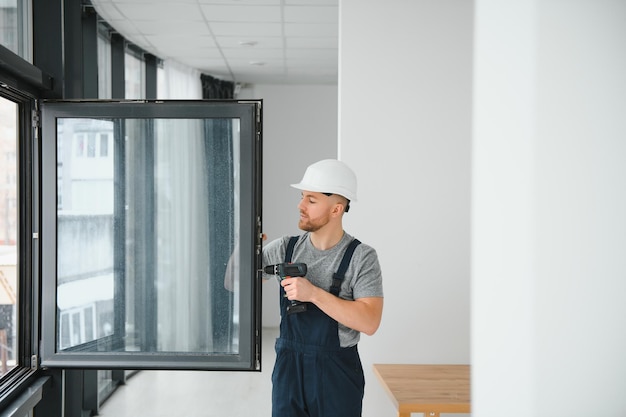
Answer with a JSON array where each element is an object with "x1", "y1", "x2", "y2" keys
[
  {"x1": 91, "y1": 0, "x2": 339, "y2": 85},
  {"x1": 144, "y1": 34, "x2": 217, "y2": 49},
  {"x1": 132, "y1": 20, "x2": 210, "y2": 35},
  {"x1": 198, "y1": 5, "x2": 282, "y2": 21},
  {"x1": 221, "y1": 48, "x2": 284, "y2": 60},
  {"x1": 283, "y1": 6, "x2": 338, "y2": 23},
  {"x1": 284, "y1": 22, "x2": 337, "y2": 37},
  {"x1": 216, "y1": 36, "x2": 284, "y2": 48},
  {"x1": 285, "y1": 0, "x2": 337, "y2": 4},
  {"x1": 208, "y1": 22, "x2": 283, "y2": 36},
  {"x1": 286, "y1": 37, "x2": 337, "y2": 48},
  {"x1": 199, "y1": 0, "x2": 281, "y2": 4},
  {"x1": 114, "y1": 3, "x2": 203, "y2": 21}
]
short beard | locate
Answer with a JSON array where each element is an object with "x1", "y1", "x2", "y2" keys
[
  {"x1": 299, "y1": 221, "x2": 319, "y2": 232},
  {"x1": 298, "y1": 216, "x2": 328, "y2": 233}
]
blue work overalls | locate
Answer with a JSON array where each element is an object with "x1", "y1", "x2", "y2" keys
[{"x1": 271, "y1": 236, "x2": 365, "y2": 417}]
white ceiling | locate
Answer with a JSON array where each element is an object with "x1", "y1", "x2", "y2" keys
[{"x1": 90, "y1": 0, "x2": 339, "y2": 85}]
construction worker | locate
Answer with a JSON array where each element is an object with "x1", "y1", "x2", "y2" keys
[{"x1": 263, "y1": 159, "x2": 384, "y2": 417}]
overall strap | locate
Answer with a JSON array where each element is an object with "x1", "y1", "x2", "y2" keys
[
  {"x1": 284, "y1": 236, "x2": 299, "y2": 263},
  {"x1": 330, "y1": 238, "x2": 361, "y2": 296}
]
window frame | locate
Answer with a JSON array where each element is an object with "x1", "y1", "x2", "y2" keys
[
  {"x1": 39, "y1": 99, "x2": 263, "y2": 371},
  {"x1": 0, "y1": 80, "x2": 40, "y2": 404}
]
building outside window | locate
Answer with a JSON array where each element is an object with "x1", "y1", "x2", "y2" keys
[
  {"x1": 0, "y1": 95, "x2": 17, "y2": 377},
  {"x1": 56, "y1": 118, "x2": 115, "y2": 353}
]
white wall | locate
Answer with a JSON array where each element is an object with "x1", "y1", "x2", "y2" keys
[
  {"x1": 340, "y1": 1, "x2": 473, "y2": 416},
  {"x1": 242, "y1": 2, "x2": 626, "y2": 416},
  {"x1": 238, "y1": 84, "x2": 338, "y2": 327},
  {"x1": 473, "y1": 0, "x2": 626, "y2": 416}
]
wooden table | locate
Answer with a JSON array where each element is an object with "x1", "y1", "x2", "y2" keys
[{"x1": 373, "y1": 364, "x2": 470, "y2": 417}]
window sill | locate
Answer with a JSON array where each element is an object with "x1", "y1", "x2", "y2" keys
[{"x1": 0, "y1": 369, "x2": 48, "y2": 415}]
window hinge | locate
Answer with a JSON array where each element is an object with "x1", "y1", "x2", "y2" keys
[
  {"x1": 32, "y1": 109, "x2": 41, "y2": 128},
  {"x1": 31, "y1": 354, "x2": 39, "y2": 370},
  {"x1": 256, "y1": 103, "x2": 262, "y2": 124},
  {"x1": 255, "y1": 337, "x2": 261, "y2": 370}
]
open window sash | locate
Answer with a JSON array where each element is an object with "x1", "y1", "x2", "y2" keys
[{"x1": 39, "y1": 100, "x2": 263, "y2": 371}]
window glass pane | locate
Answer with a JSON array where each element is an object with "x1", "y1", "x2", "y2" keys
[
  {"x1": 0, "y1": 95, "x2": 18, "y2": 377},
  {"x1": 0, "y1": 0, "x2": 32, "y2": 61},
  {"x1": 156, "y1": 65, "x2": 165, "y2": 99},
  {"x1": 125, "y1": 51, "x2": 144, "y2": 99},
  {"x1": 99, "y1": 133, "x2": 109, "y2": 157},
  {"x1": 56, "y1": 117, "x2": 241, "y2": 356},
  {"x1": 97, "y1": 30, "x2": 111, "y2": 99}
]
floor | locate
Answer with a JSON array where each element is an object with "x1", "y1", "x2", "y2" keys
[{"x1": 98, "y1": 327, "x2": 278, "y2": 417}]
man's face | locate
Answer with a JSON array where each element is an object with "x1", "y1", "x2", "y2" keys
[{"x1": 297, "y1": 191, "x2": 335, "y2": 232}]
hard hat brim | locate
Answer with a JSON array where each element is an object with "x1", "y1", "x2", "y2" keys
[{"x1": 290, "y1": 182, "x2": 357, "y2": 202}]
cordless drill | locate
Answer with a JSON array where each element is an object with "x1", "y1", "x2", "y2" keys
[{"x1": 264, "y1": 263, "x2": 308, "y2": 314}]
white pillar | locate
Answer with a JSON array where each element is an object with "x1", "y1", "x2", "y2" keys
[{"x1": 472, "y1": 0, "x2": 626, "y2": 415}]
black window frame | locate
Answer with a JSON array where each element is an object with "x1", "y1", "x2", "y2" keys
[
  {"x1": 2, "y1": 2, "x2": 266, "y2": 413},
  {"x1": 0, "y1": 62, "x2": 43, "y2": 407},
  {"x1": 38, "y1": 99, "x2": 264, "y2": 371}
]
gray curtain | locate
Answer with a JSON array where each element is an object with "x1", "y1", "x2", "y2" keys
[{"x1": 201, "y1": 73, "x2": 237, "y2": 353}]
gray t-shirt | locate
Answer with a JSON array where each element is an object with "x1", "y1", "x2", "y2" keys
[{"x1": 263, "y1": 232, "x2": 383, "y2": 347}]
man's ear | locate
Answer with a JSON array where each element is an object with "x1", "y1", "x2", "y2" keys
[{"x1": 332, "y1": 202, "x2": 345, "y2": 216}]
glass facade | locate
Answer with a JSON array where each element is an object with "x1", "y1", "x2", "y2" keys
[
  {"x1": 97, "y1": 29, "x2": 112, "y2": 99},
  {"x1": 125, "y1": 50, "x2": 145, "y2": 99},
  {"x1": 0, "y1": 2, "x2": 262, "y2": 415},
  {"x1": 0, "y1": 0, "x2": 31, "y2": 61}
]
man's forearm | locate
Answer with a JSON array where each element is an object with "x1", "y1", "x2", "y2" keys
[{"x1": 310, "y1": 288, "x2": 383, "y2": 336}]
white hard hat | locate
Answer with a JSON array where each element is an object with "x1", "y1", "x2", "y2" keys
[{"x1": 291, "y1": 159, "x2": 358, "y2": 201}]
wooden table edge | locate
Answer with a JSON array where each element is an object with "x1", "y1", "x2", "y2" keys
[{"x1": 372, "y1": 364, "x2": 471, "y2": 416}]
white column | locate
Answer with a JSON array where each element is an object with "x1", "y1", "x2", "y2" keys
[{"x1": 473, "y1": 0, "x2": 626, "y2": 415}]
